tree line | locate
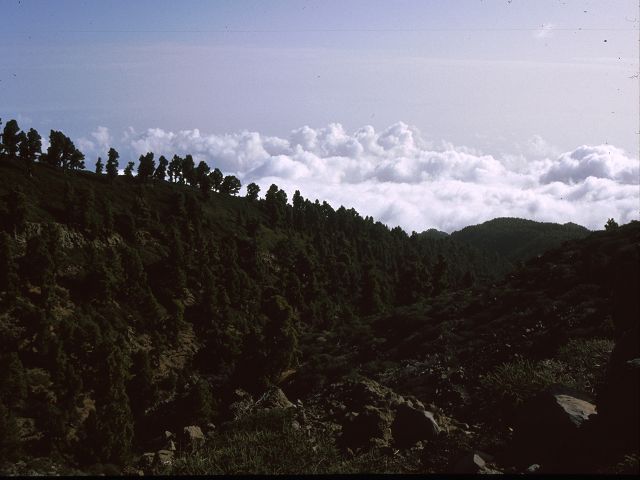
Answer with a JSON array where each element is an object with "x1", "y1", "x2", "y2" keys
[{"x1": 0, "y1": 118, "x2": 252, "y2": 198}]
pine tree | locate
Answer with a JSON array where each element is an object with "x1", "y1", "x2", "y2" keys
[
  {"x1": 42, "y1": 130, "x2": 65, "y2": 167},
  {"x1": 195, "y1": 160, "x2": 210, "y2": 187},
  {"x1": 209, "y1": 168, "x2": 223, "y2": 191},
  {"x1": 168, "y1": 155, "x2": 183, "y2": 183},
  {"x1": 124, "y1": 161, "x2": 135, "y2": 178},
  {"x1": 106, "y1": 147, "x2": 119, "y2": 179},
  {"x1": 1, "y1": 120, "x2": 22, "y2": 160},
  {"x1": 182, "y1": 154, "x2": 196, "y2": 186},
  {"x1": 91, "y1": 355, "x2": 134, "y2": 463},
  {"x1": 261, "y1": 295, "x2": 298, "y2": 384},
  {"x1": 6, "y1": 188, "x2": 27, "y2": 234},
  {"x1": 0, "y1": 401, "x2": 20, "y2": 462},
  {"x1": 18, "y1": 128, "x2": 41, "y2": 176},
  {"x1": 68, "y1": 145, "x2": 85, "y2": 171},
  {"x1": 137, "y1": 152, "x2": 155, "y2": 181},
  {"x1": 185, "y1": 378, "x2": 215, "y2": 423},
  {"x1": 24, "y1": 232, "x2": 55, "y2": 287},
  {"x1": 246, "y1": 182, "x2": 260, "y2": 201},
  {"x1": 95, "y1": 157, "x2": 104, "y2": 175},
  {"x1": 0, "y1": 233, "x2": 18, "y2": 294},
  {"x1": 220, "y1": 175, "x2": 241, "y2": 195},
  {"x1": 0, "y1": 353, "x2": 27, "y2": 409},
  {"x1": 126, "y1": 350, "x2": 158, "y2": 417},
  {"x1": 154, "y1": 155, "x2": 168, "y2": 181},
  {"x1": 605, "y1": 218, "x2": 619, "y2": 230},
  {"x1": 431, "y1": 253, "x2": 448, "y2": 296}
]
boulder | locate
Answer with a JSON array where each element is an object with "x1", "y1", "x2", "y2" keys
[
  {"x1": 510, "y1": 385, "x2": 596, "y2": 467},
  {"x1": 181, "y1": 425, "x2": 205, "y2": 451},
  {"x1": 453, "y1": 453, "x2": 486, "y2": 474},
  {"x1": 452, "y1": 452, "x2": 502, "y2": 474},
  {"x1": 204, "y1": 422, "x2": 216, "y2": 440},
  {"x1": 139, "y1": 452, "x2": 155, "y2": 468},
  {"x1": 526, "y1": 464, "x2": 541, "y2": 473},
  {"x1": 161, "y1": 429, "x2": 177, "y2": 451},
  {"x1": 256, "y1": 386, "x2": 294, "y2": 410},
  {"x1": 331, "y1": 378, "x2": 397, "y2": 411},
  {"x1": 154, "y1": 449, "x2": 174, "y2": 467},
  {"x1": 391, "y1": 403, "x2": 440, "y2": 448},
  {"x1": 593, "y1": 247, "x2": 639, "y2": 455},
  {"x1": 121, "y1": 466, "x2": 144, "y2": 476},
  {"x1": 229, "y1": 389, "x2": 255, "y2": 420},
  {"x1": 340, "y1": 405, "x2": 394, "y2": 450}
]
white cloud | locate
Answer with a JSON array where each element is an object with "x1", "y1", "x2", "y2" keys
[
  {"x1": 120, "y1": 122, "x2": 639, "y2": 233},
  {"x1": 91, "y1": 126, "x2": 111, "y2": 149},
  {"x1": 534, "y1": 23, "x2": 555, "y2": 39},
  {"x1": 539, "y1": 145, "x2": 639, "y2": 184},
  {"x1": 76, "y1": 126, "x2": 112, "y2": 158}
]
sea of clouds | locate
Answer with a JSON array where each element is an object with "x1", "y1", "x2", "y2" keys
[{"x1": 80, "y1": 122, "x2": 639, "y2": 233}]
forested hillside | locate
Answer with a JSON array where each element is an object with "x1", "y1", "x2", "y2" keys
[
  {"x1": 0, "y1": 119, "x2": 637, "y2": 475},
  {"x1": 0, "y1": 119, "x2": 510, "y2": 469},
  {"x1": 450, "y1": 217, "x2": 591, "y2": 264}
]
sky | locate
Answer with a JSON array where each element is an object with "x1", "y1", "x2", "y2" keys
[{"x1": 1, "y1": 0, "x2": 638, "y2": 232}]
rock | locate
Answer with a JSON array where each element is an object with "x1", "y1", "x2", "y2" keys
[
  {"x1": 140, "y1": 452, "x2": 155, "y2": 468},
  {"x1": 256, "y1": 386, "x2": 294, "y2": 410},
  {"x1": 453, "y1": 453, "x2": 486, "y2": 473},
  {"x1": 181, "y1": 425, "x2": 205, "y2": 451},
  {"x1": 204, "y1": 422, "x2": 216, "y2": 440},
  {"x1": 122, "y1": 466, "x2": 144, "y2": 476},
  {"x1": 229, "y1": 389, "x2": 255, "y2": 419},
  {"x1": 154, "y1": 449, "x2": 174, "y2": 467},
  {"x1": 391, "y1": 403, "x2": 440, "y2": 448},
  {"x1": 526, "y1": 464, "x2": 541, "y2": 473},
  {"x1": 593, "y1": 247, "x2": 640, "y2": 456},
  {"x1": 596, "y1": 354, "x2": 640, "y2": 452},
  {"x1": 340, "y1": 405, "x2": 394, "y2": 450},
  {"x1": 510, "y1": 385, "x2": 596, "y2": 468},
  {"x1": 331, "y1": 378, "x2": 397, "y2": 411}
]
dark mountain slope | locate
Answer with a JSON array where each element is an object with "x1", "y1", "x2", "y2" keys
[
  {"x1": 0, "y1": 155, "x2": 511, "y2": 469},
  {"x1": 450, "y1": 217, "x2": 590, "y2": 264},
  {"x1": 286, "y1": 220, "x2": 639, "y2": 471},
  {"x1": 310, "y1": 220, "x2": 639, "y2": 409}
]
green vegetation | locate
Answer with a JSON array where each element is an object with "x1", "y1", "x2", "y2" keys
[
  {"x1": 169, "y1": 408, "x2": 422, "y2": 475},
  {"x1": 0, "y1": 118, "x2": 511, "y2": 468},
  {"x1": 451, "y1": 217, "x2": 590, "y2": 264},
  {"x1": 478, "y1": 338, "x2": 613, "y2": 412}
]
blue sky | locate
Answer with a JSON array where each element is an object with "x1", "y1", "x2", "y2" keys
[{"x1": 1, "y1": 0, "x2": 638, "y2": 231}]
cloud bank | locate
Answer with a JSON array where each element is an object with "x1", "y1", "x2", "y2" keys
[{"x1": 87, "y1": 122, "x2": 638, "y2": 233}]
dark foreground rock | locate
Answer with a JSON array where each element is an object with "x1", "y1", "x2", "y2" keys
[
  {"x1": 509, "y1": 385, "x2": 596, "y2": 469},
  {"x1": 391, "y1": 403, "x2": 440, "y2": 448}
]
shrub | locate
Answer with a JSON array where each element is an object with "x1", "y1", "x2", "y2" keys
[
  {"x1": 480, "y1": 358, "x2": 571, "y2": 409},
  {"x1": 168, "y1": 409, "x2": 341, "y2": 475},
  {"x1": 479, "y1": 337, "x2": 614, "y2": 416},
  {"x1": 556, "y1": 337, "x2": 613, "y2": 394}
]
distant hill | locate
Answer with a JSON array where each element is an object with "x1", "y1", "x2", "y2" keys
[
  {"x1": 416, "y1": 228, "x2": 449, "y2": 240},
  {"x1": 450, "y1": 217, "x2": 590, "y2": 264}
]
